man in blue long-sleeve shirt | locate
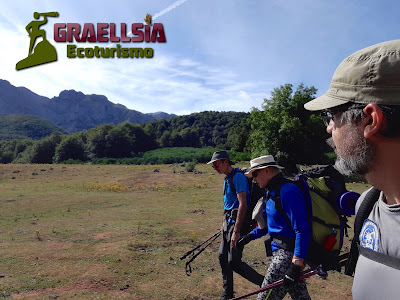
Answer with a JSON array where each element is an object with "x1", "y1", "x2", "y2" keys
[{"x1": 238, "y1": 155, "x2": 311, "y2": 300}]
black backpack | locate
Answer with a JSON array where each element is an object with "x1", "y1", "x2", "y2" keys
[
  {"x1": 224, "y1": 168, "x2": 265, "y2": 234},
  {"x1": 271, "y1": 166, "x2": 359, "y2": 271},
  {"x1": 345, "y1": 188, "x2": 400, "y2": 275}
]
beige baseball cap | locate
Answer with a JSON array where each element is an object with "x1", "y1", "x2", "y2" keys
[{"x1": 305, "y1": 40, "x2": 400, "y2": 111}]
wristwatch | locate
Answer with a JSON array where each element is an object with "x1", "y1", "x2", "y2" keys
[{"x1": 292, "y1": 259, "x2": 304, "y2": 267}]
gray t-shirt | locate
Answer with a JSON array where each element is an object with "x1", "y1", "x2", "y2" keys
[{"x1": 352, "y1": 187, "x2": 400, "y2": 300}]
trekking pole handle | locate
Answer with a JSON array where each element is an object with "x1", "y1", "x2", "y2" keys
[
  {"x1": 185, "y1": 261, "x2": 192, "y2": 276},
  {"x1": 232, "y1": 266, "x2": 321, "y2": 300}
]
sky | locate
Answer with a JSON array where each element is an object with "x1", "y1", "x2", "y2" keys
[{"x1": 1, "y1": 0, "x2": 399, "y2": 116}]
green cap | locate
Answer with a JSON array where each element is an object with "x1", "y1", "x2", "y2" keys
[{"x1": 305, "y1": 40, "x2": 400, "y2": 111}]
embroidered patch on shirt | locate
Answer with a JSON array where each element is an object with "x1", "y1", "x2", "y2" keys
[{"x1": 359, "y1": 219, "x2": 380, "y2": 251}]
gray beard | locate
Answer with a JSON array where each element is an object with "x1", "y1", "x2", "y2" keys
[{"x1": 326, "y1": 131, "x2": 375, "y2": 176}]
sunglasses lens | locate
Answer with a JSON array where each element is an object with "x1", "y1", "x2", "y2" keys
[{"x1": 321, "y1": 111, "x2": 333, "y2": 126}]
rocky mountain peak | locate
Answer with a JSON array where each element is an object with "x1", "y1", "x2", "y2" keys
[{"x1": 0, "y1": 80, "x2": 177, "y2": 133}]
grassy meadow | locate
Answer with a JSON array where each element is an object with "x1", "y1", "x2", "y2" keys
[{"x1": 0, "y1": 163, "x2": 370, "y2": 299}]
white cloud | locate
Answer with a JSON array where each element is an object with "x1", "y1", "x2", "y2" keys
[
  {"x1": 1, "y1": 23, "x2": 270, "y2": 116},
  {"x1": 3, "y1": 0, "x2": 398, "y2": 117}
]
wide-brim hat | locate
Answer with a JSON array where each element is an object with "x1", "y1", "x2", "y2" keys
[
  {"x1": 245, "y1": 155, "x2": 284, "y2": 177},
  {"x1": 207, "y1": 150, "x2": 235, "y2": 165}
]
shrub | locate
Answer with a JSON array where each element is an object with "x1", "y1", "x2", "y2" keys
[{"x1": 185, "y1": 162, "x2": 197, "y2": 172}]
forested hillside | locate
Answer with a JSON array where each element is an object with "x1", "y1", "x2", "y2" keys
[
  {"x1": 0, "y1": 84, "x2": 332, "y2": 167},
  {"x1": 148, "y1": 111, "x2": 249, "y2": 151},
  {"x1": 0, "y1": 111, "x2": 249, "y2": 164},
  {"x1": 0, "y1": 115, "x2": 64, "y2": 140}
]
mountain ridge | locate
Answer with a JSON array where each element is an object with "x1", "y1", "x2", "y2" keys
[{"x1": 0, "y1": 79, "x2": 177, "y2": 133}]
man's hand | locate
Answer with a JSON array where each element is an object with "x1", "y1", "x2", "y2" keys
[
  {"x1": 231, "y1": 191, "x2": 247, "y2": 248},
  {"x1": 283, "y1": 264, "x2": 302, "y2": 289},
  {"x1": 236, "y1": 234, "x2": 253, "y2": 248},
  {"x1": 231, "y1": 230, "x2": 240, "y2": 248}
]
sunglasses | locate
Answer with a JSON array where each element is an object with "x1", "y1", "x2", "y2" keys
[
  {"x1": 320, "y1": 104, "x2": 366, "y2": 126},
  {"x1": 212, "y1": 162, "x2": 221, "y2": 169},
  {"x1": 252, "y1": 169, "x2": 259, "y2": 178},
  {"x1": 321, "y1": 111, "x2": 341, "y2": 126}
]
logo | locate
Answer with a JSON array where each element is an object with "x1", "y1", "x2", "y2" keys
[
  {"x1": 144, "y1": 14, "x2": 152, "y2": 25},
  {"x1": 16, "y1": 12, "x2": 166, "y2": 71},
  {"x1": 359, "y1": 219, "x2": 380, "y2": 251},
  {"x1": 16, "y1": 11, "x2": 59, "y2": 70}
]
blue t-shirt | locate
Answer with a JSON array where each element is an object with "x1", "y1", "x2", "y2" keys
[
  {"x1": 250, "y1": 181, "x2": 310, "y2": 259},
  {"x1": 223, "y1": 168, "x2": 250, "y2": 211}
]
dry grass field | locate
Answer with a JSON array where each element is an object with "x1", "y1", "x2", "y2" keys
[{"x1": 0, "y1": 163, "x2": 370, "y2": 299}]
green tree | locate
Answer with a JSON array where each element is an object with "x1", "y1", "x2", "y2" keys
[
  {"x1": 248, "y1": 83, "x2": 329, "y2": 172},
  {"x1": 105, "y1": 124, "x2": 134, "y2": 158},
  {"x1": 100, "y1": 123, "x2": 157, "y2": 158},
  {"x1": 13, "y1": 139, "x2": 34, "y2": 158},
  {"x1": 53, "y1": 133, "x2": 87, "y2": 163},
  {"x1": 227, "y1": 118, "x2": 250, "y2": 152},
  {"x1": 86, "y1": 124, "x2": 114, "y2": 159},
  {"x1": 143, "y1": 123, "x2": 159, "y2": 150},
  {"x1": 159, "y1": 130, "x2": 172, "y2": 147},
  {"x1": 30, "y1": 133, "x2": 63, "y2": 163},
  {"x1": 170, "y1": 130, "x2": 183, "y2": 147},
  {"x1": 0, "y1": 148, "x2": 13, "y2": 163},
  {"x1": 128, "y1": 123, "x2": 157, "y2": 153},
  {"x1": 147, "y1": 111, "x2": 249, "y2": 149},
  {"x1": 180, "y1": 128, "x2": 201, "y2": 147}
]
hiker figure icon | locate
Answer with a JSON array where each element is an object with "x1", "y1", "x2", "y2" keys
[{"x1": 16, "y1": 12, "x2": 59, "y2": 70}]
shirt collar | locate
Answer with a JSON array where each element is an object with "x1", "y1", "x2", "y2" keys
[{"x1": 266, "y1": 173, "x2": 285, "y2": 191}]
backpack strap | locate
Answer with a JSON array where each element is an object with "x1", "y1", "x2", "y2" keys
[
  {"x1": 269, "y1": 176, "x2": 298, "y2": 251},
  {"x1": 358, "y1": 244, "x2": 400, "y2": 271},
  {"x1": 344, "y1": 187, "x2": 381, "y2": 276},
  {"x1": 271, "y1": 177, "x2": 293, "y2": 228},
  {"x1": 224, "y1": 169, "x2": 239, "y2": 195},
  {"x1": 272, "y1": 176, "x2": 311, "y2": 227}
]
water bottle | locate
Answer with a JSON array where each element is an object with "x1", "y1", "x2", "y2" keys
[{"x1": 324, "y1": 231, "x2": 337, "y2": 250}]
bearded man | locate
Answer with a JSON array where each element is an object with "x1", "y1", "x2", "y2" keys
[{"x1": 304, "y1": 40, "x2": 400, "y2": 300}]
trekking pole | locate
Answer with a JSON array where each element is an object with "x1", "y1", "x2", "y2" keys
[
  {"x1": 232, "y1": 266, "x2": 321, "y2": 300},
  {"x1": 180, "y1": 230, "x2": 221, "y2": 276},
  {"x1": 180, "y1": 231, "x2": 221, "y2": 260},
  {"x1": 183, "y1": 231, "x2": 221, "y2": 276},
  {"x1": 339, "y1": 252, "x2": 350, "y2": 268}
]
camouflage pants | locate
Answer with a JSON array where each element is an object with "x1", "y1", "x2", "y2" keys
[{"x1": 257, "y1": 248, "x2": 311, "y2": 300}]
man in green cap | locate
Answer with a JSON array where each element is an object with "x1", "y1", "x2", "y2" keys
[{"x1": 304, "y1": 40, "x2": 400, "y2": 300}]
